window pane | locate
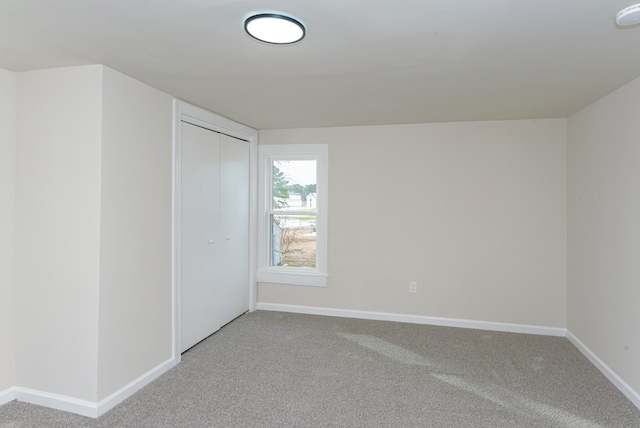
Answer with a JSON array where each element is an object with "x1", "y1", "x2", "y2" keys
[
  {"x1": 270, "y1": 214, "x2": 316, "y2": 268},
  {"x1": 272, "y1": 160, "x2": 317, "y2": 211}
]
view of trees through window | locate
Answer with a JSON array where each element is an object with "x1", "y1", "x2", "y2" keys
[{"x1": 270, "y1": 160, "x2": 317, "y2": 268}]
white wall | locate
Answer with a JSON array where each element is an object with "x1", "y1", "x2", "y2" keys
[
  {"x1": 97, "y1": 67, "x2": 173, "y2": 400},
  {"x1": 0, "y1": 68, "x2": 17, "y2": 393},
  {"x1": 259, "y1": 119, "x2": 567, "y2": 328},
  {"x1": 568, "y1": 76, "x2": 640, "y2": 397},
  {"x1": 15, "y1": 65, "x2": 103, "y2": 401}
]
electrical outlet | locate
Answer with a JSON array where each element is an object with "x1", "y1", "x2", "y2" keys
[{"x1": 409, "y1": 281, "x2": 417, "y2": 293}]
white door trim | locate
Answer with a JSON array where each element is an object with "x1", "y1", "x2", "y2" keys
[{"x1": 172, "y1": 100, "x2": 258, "y2": 363}]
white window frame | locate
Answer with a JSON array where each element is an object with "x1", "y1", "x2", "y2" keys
[{"x1": 257, "y1": 144, "x2": 328, "y2": 286}]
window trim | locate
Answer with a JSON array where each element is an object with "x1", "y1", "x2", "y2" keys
[{"x1": 257, "y1": 144, "x2": 328, "y2": 287}]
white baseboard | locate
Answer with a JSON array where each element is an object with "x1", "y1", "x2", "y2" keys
[
  {"x1": 8, "y1": 357, "x2": 177, "y2": 418},
  {"x1": 0, "y1": 386, "x2": 16, "y2": 406},
  {"x1": 256, "y1": 303, "x2": 567, "y2": 337},
  {"x1": 16, "y1": 387, "x2": 99, "y2": 418},
  {"x1": 567, "y1": 330, "x2": 640, "y2": 410},
  {"x1": 97, "y1": 357, "x2": 176, "y2": 417}
]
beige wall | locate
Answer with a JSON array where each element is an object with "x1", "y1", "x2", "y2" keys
[
  {"x1": 12, "y1": 64, "x2": 175, "y2": 404},
  {"x1": 0, "y1": 69, "x2": 17, "y2": 392},
  {"x1": 259, "y1": 119, "x2": 567, "y2": 328},
  {"x1": 15, "y1": 65, "x2": 103, "y2": 401},
  {"x1": 97, "y1": 67, "x2": 173, "y2": 400},
  {"x1": 568, "y1": 76, "x2": 640, "y2": 395}
]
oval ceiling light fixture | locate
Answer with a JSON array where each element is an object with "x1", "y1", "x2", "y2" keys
[
  {"x1": 616, "y1": 4, "x2": 640, "y2": 26},
  {"x1": 245, "y1": 13, "x2": 305, "y2": 44}
]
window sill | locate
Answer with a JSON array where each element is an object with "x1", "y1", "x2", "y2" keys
[{"x1": 257, "y1": 270, "x2": 328, "y2": 287}]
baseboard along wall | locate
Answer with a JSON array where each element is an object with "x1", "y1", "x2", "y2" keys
[
  {"x1": 96, "y1": 357, "x2": 176, "y2": 417},
  {"x1": 256, "y1": 302, "x2": 567, "y2": 336},
  {"x1": 567, "y1": 330, "x2": 640, "y2": 410},
  {"x1": 14, "y1": 387, "x2": 99, "y2": 418},
  {"x1": 0, "y1": 387, "x2": 17, "y2": 406},
  {"x1": 1, "y1": 357, "x2": 176, "y2": 418},
  {"x1": 256, "y1": 302, "x2": 640, "y2": 411}
]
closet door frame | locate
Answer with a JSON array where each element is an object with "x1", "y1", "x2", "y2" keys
[{"x1": 172, "y1": 100, "x2": 258, "y2": 363}]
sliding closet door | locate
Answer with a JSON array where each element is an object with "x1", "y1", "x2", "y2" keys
[
  {"x1": 219, "y1": 135, "x2": 250, "y2": 326},
  {"x1": 180, "y1": 122, "x2": 221, "y2": 352}
]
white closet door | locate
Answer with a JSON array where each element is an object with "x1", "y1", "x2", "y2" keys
[
  {"x1": 180, "y1": 122, "x2": 221, "y2": 352},
  {"x1": 219, "y1": 134, "x2": 250, "y2": 326}
]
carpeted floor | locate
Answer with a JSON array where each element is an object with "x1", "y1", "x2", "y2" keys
[{"x1": 1, "y1": 310, "x2": 639, "y2": 427}]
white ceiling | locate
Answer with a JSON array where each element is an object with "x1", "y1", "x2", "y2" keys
[{"x1": 2, "y1": 0, "x2": 640, "y2": 129}]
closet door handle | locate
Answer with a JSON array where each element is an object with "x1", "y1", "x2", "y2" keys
[
  {"x1": 208, "y1": 239, "x2": 215, "y2": 245},
  {"x1": 225, "y1": 236, "x2": 231, "y2": 241}
]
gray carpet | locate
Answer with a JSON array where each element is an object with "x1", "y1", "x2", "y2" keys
[{"x1": 1, "y1": 310, "x2": 639, "y2": 427}]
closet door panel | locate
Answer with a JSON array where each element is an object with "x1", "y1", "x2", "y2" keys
[
  {"x1": 219, "y1": 134, "x2": 250, "y2": 326},
  {"x1": 180, "y1": 122, "x2": 221, "y2": 352}
]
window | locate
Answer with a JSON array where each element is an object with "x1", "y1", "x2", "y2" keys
[{"x1": 257, "y1": 144, "x2": 328, "y2": 286}]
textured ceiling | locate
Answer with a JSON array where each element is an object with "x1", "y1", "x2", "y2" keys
[{"x1": 2, "y1": 0, "x2": 640, "y2": 129}]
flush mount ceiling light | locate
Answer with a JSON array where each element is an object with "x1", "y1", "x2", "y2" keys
[
  {"x1": 244, "y1": 13, "x2": 305, "y2": 44},
  {"x1": 616, "y1": 4, "x2": 640, "y2": 26}
]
